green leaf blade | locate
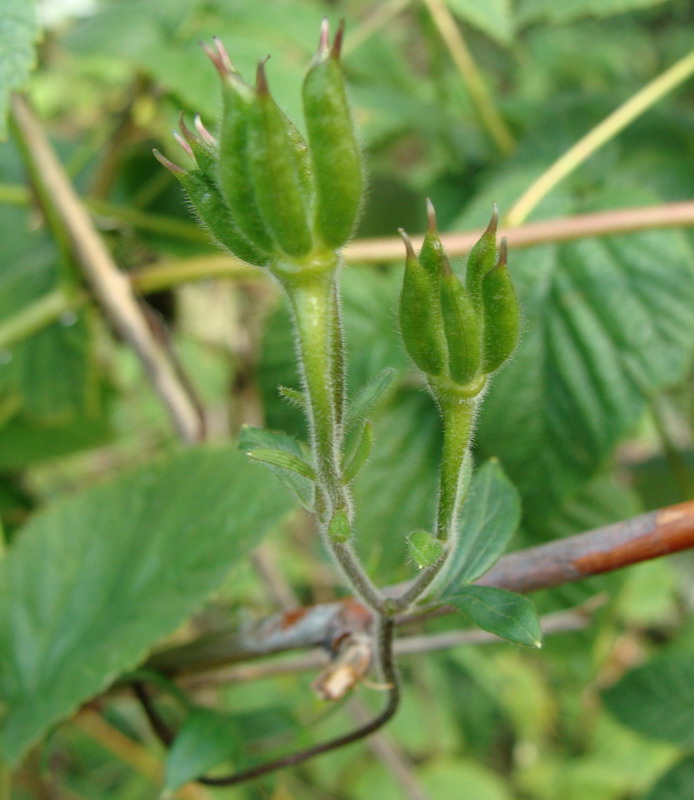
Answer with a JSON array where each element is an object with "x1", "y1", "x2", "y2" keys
[
  {"x1": 447, "y1": 586, "x2": 543, "y2": 647},
  {"x1": 0, "y1": 445, "x2": 294, "y2": 765},
  {"x1": 440, "y1": 459, "x2": 521, "y2": 589}
]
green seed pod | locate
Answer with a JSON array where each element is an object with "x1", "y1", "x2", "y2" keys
[
  {"x1": 247, "y1": 60, "x2": 314, "y2": 257},
  {"x1": 302, "y1": 19, "x2": 363, "y2": 249},
  {"x1": 327, "y1": 506, "x2": 351, "y2": 543},
  {"x1": 465, "y1": 204, "x2": 499, "y2": 307},
  {"x1": 418, "y1": 199, "x2": 448, "y2": 280},
  {"x1": 440, "y1": 258, "x2": 483, "y2": 385},
  {"x1": 399, "y1": 229, "x2": 447, "y2": 376},
  {"x1": 481, "y1": 238, "x2": 520, "y2": 372},
  {"x1": 407, "y1": 530, "x2": 444, "y2": 569},
  {"x1": 153, "y1": 150, "x2": 269, "y2": 267},
  {"x1": 207, "y1": 39, "x2": 276, "y2": 256}
]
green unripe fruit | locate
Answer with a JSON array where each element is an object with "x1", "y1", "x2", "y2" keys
[
  {"x1": 399, "y1": 229, "x2": 447, "y2": 376},
  {"x1": 247, "y1": 61, "x2": 314, "y2": 257},
  {"x1": 209, "y1": 40, "x2": 276, "y2": 256},
  {"x1": 481, "y1": 238, "x2": 520, "y2": 372},
  {"x1": 466, "y1": 204, "x2": 499, "y2": 306},
  {"x1": 407, "y1": 529, "x2": 444, "y2": 569},
  {"x1": 303, "y1": 20, "x2": 363, "y2": 249},
  {"x1": 440, "y1": 260, "x2": 483, "y2": 385},
  {"x1": 153, "y1": 151, "x2": 269, "y2": 267}
]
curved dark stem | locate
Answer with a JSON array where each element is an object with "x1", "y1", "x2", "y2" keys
[
  {"x1": 131, "y1": 680, "x2": 175, "y2": 747},
  {"x1": 132, "y1": 617, "x2": 399, "y2": 788},
  {"x1": 200, "y1": 616, "x2": 398, "y2": 787}
]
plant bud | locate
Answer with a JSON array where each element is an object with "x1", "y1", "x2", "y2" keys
[
  {"x1": 465, "y1": 204, "x2": 499, "y2": 306},
  {"x1": 481, "y1": 238, "x2": 520, "y2": 372},
  {"x1": 302, "y1": 19, "x2": 363, "y2": 249},
  {"x1": 153, "y1": 150, "x2": 269, "y2": 267},
  {"x1": 206, "y1": 39, "x2": 276, "y2": 255},
  {"x1": 327, "y1": 506, "x2": 351, "y2": 543},
  {"x1": 398, "y1": 228, "x2": 447, "y2": 376},
  {"x1": 247, "y1": 60, "x2": 314, "y2": 257},
  {"x1": 440, "y1": 257, "x2": 483, "y2": 385},
  {"x1": 407, "y1": 530, "x2": 444, "y2": 569}
]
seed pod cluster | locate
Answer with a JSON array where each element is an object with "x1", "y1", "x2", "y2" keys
[
  {"x1": 398, "y1": 202, "x2": 520, "y2": 392},
  {"x1": 154, "y1": 20, "x2": 363, "y2": 267}
]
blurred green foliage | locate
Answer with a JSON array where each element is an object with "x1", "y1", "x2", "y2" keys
[{"x1": 2, "y1": 0, "x2": 694, "y2": 797}]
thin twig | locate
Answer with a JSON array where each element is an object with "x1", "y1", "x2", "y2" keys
[
  {"x1": 9, "y1": 95, "x2": 204, "y2": 444},
  {"x1": 147, "y1": 499, "x2": 694, "y2": 676},
  {"x1": 506, "y1": 48, "x2": 694, "y2": 225}
]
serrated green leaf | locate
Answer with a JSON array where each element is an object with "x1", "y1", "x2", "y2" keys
[
  {"x1": 478, "y1": 228, "x2": 694, "y2": 521},
  {"x1": 603, "y1": 653, "x2": 694, "y2": 746},
  {"x1": 0, "y1": 445, "x2": 294, "y2": 765},
  {"x1": 239, "y1": 425, "x2": 313, "y2": 509},
  {"x1": 165, "y1": 707, "x2": 239, "y2": 790},
  {"x1": 0, "y1": 0, "x2": 39, "y2": 139},
  {"x1": 645, "y1": 757, "x2": 694, "y2": 800},
  {"x1": 517, "y1": 0, "x2": 674, "y2": 25},
  {"x1": 447, "y1": 586, "x2": 543, "y2": 647},
  {"x1": 439, "y1": 460, "x2": 520, "y2": 589},
  {"x1": 444, "y1": 0, "x2": 514, "y2": 46}
]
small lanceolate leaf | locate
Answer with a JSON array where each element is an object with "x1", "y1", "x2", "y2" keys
[
  {"x1": 602, "y1": 653, "x2": 694, "y2": 746},
  {"x1": 447, "y1": 586, "x2": 543, "y2": 648},
  {"x1": 239, "y1": 425, "x2": 314, "y2": 509},
  {"x1": 345, "y1": 368, "x2": 395, "y2": 433},
  {"x1": 0, "y1": 0, "x2": 40, "y2": 138},
  {"x1": 342, "y1": 420, "x2": 374, "y2": 484},
  {"x1": 0, "y1": 446, "x2": 294, "y2": 765},
  {"x1": 303, "y1": 20, "x2": 363, "y2": 248},
  {"x1": 439, "y1": 459, "x2": 521, "y2": 590},
  {"x1": 165, "y1": 708, "x2": 239, "y2": 791},
  {"x1": 247, "y1": 448, "x2": 316, "y2": 480}
]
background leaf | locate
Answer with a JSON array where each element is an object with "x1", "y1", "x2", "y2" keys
[
  {"x1": 0, "y1": 0, "x2": 39, "y2": 138},
  {"x1": 0, "y1": 445, "x2": 294, "y2": 765},
  {"x1": 645, "y1": 756, "x2": 694, "y2": 800},
  {"x1": 517, "y1": 0, "x2": 676, "y2": 25},
  {"x1": 477, "y1": 227, "x2": 694, "y2": 522},
  {"x1": 444, "y1": 0, "x2": 514, "y2": 46}
]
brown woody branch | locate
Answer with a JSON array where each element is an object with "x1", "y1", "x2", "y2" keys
[
  {"x1": 147, "y1": 500, "x2": 694, "y2": 676},
  {"x1": 9, "y1": 95, "x2": 204, "y2": 444}
]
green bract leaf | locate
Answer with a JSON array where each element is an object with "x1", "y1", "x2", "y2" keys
[
  {"x1": 0, "y1": 445, "x2": 294, "y2": 765},
  {"x1": 239, "y1": 425, "x2": 314, "y2": 509},
  {"x1": 439, "y1": 460, "x2": 520, "y2": 589},
  {"x1": 602, "y1": 653, "x2": 694, "y2": 746},
  {"x1": 165, "y1": 707, "x2": 239, "y2": 791},
  {"x1": 447, "y1": 586, "x2": 543, "y2": 647},
  {"x1": 0, "y1": 0, "x2": 39, "y2": 138},
  {"x1": 478, "y1": 229, "x2": 694, "y2": 521},
  {"x1": 645, "y1": 757, "x2": 694, "y2": 800}
]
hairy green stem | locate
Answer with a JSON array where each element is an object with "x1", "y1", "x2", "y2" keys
[{"x1": 276, "y1": 255, "x2": 386, "y2": 613}]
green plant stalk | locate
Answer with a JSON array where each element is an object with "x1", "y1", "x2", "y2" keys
[
  {"x1": 394, "y1": 385, "x2": 477, "y2": 609},
  {"x1": 274, "y1": 254, "x2": 386, "y2": 613},
  {"x1": 0, "y1": 287, "x2": 85, "y2": 350}
]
